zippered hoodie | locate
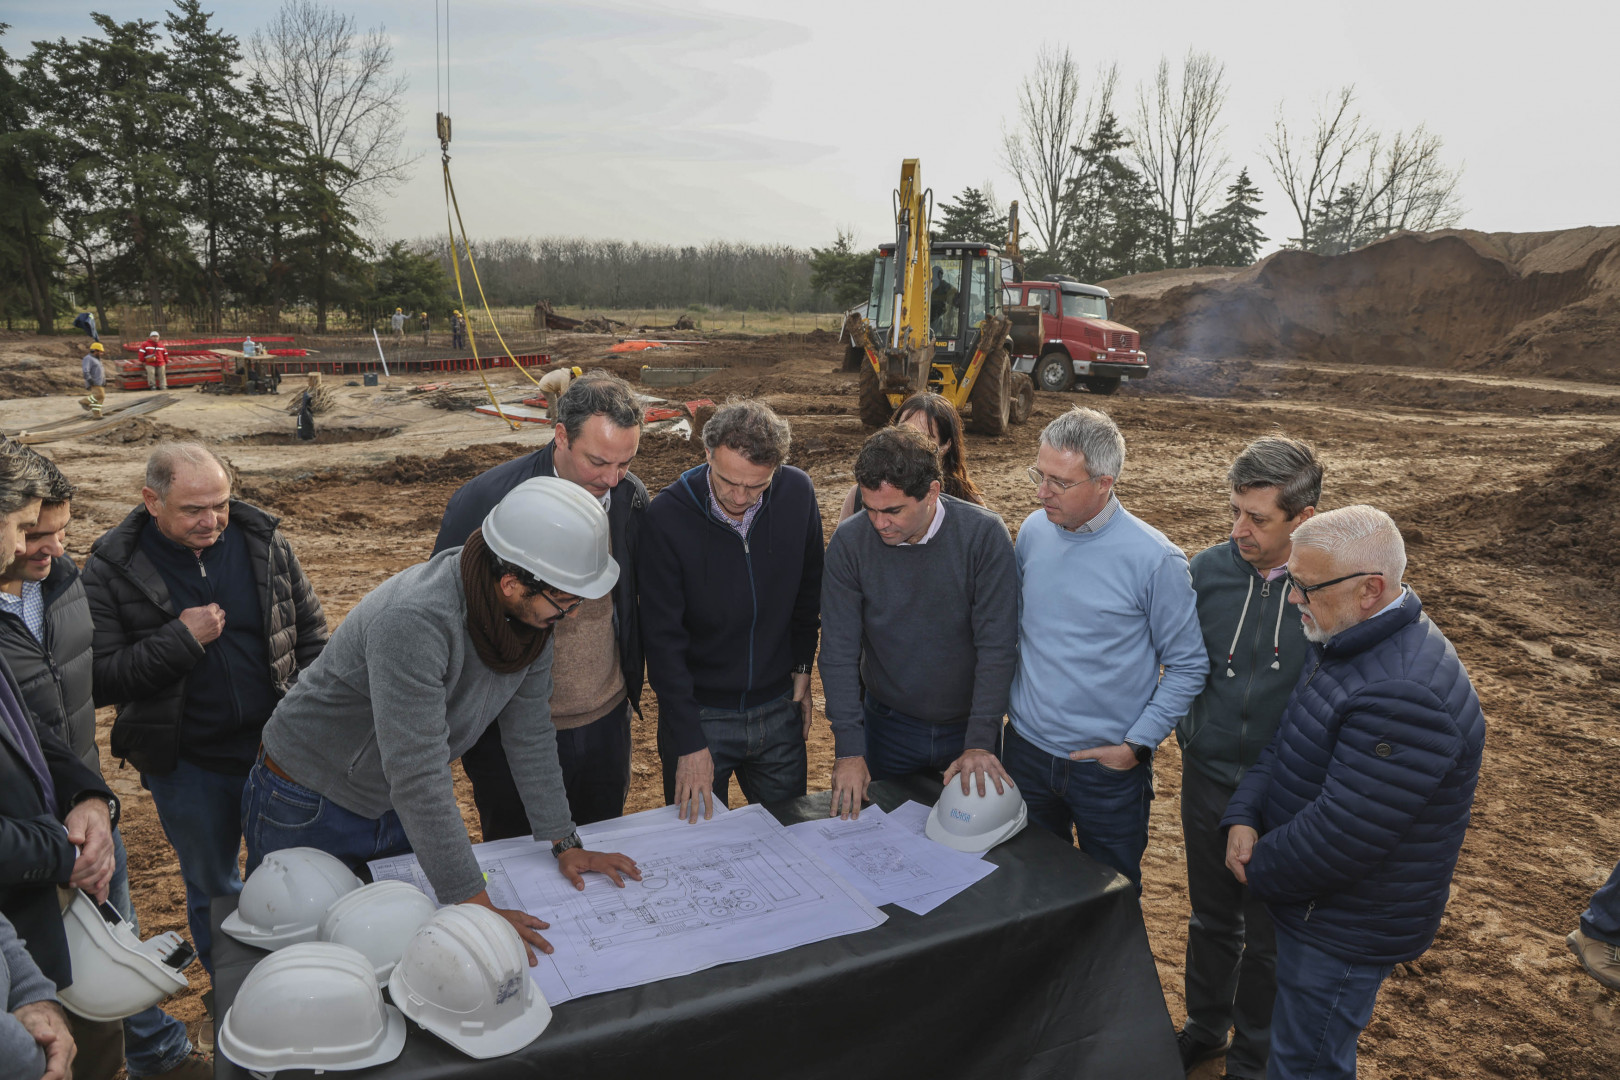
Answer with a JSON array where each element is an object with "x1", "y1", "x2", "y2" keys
[
  {"x1": 1176, "y1": 539, "x2": 1311, "y2": 788},
  {"x1": 637, "y1": 464, "x2": 822, "y2": 757}
]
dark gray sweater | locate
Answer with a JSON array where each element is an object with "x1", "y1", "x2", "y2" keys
[{"x1": 819, "y1": 496, "x2": 1018, "y2": 757}]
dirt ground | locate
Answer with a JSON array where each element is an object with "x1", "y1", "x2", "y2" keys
[{"x1": 4, "y1": 319, "x2": 1619, "y2": 1080}]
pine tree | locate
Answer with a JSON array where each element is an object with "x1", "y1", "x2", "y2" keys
[
  {"x1": 809, "y1": 231, "x2": 876, "y2": 310},
  {"x1": 1060, "y1": 110, "x2": 1168, "y2": 282},
  {"x1": 0, "y1": 31, "x2": 61, "y2": 331},
  {"x1": 1188, "y1": 167, "x2": 1267, "y2": 266},
  {"x1": 1305, "y1": 183, "x2": 1376, "y2": 256},
  {"x1": 935, "y1": 187, "x2": 1006, "y2": 247}
]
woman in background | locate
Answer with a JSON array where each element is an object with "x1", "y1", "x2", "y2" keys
[{"x1": 838, "y1": 392, "x2": 985, "y2": 520}]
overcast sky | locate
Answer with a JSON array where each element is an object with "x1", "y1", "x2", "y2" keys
[{"x1": 8, "y1": 0, "x2": 1619, "y2": 255}]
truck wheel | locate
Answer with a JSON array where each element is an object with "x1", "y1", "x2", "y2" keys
[
  {"x1": 1082, "y1": 376, "x2": 1122, "y2": 396},
  {"x1": 1010, "y1": 372, "x2": 1035, "y2": 425},
  {"x1": 968, "y1": 347, "x2": 1011, "y2": 436},
  {"x1": 1035, "y1": 350, "x2": 1073, "y2": 393},
  {"x1": 841, "y1": 345, "x2": 864, "y2": 373},
  {"x1": 859, "y1": 363, "x2": 895, "y2": 428}
]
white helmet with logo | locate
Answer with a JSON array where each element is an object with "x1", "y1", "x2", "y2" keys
[
  {"x1": 388, "y1": 904, "x2": 552, "y2": 1058},
  {"x1": 317, "y1": 880, "x2": 437, "y2": 982},
  {"x1": 222, "y1": 847, "x2": 363, "y2": 950},
  {"x1": 926, "y1": 776, "x2": 1028, "y2": 853},
  {"x1": 480, "y1": 475, "x2": 618, "y2": 599},
  {"x1": 217, "y1": 941, "x2": 406, "y2": 1076},
  {"x1": 57, "y1": 889, "x2": 192, "y2": 1021}
]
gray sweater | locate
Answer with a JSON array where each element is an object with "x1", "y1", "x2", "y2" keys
[
  {"x1": 819, "y1": 496, "x2": 1019, "y2": 757},
  {"x1": 2, "y1": 910, "x2": 56, "y2": 1080},
  {"x1": 263, "y1": 549, "x2": 574, "y2": 904}
]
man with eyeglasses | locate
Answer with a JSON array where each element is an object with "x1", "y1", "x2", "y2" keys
[
  {"x1": 248, "y1": 477, "x2": 642, "y2": 960},
  {"x1": 1220, "y1": 504, "x2": 1484, "y2": 1080},
  {"x1": 434, "y1": 371, "x2": 647, "y2": 835},
  {"x1": 1004, "y1": 406, "x2": 1206, "y2": 890},
  {"x1": 1173, "y1": 436, "x2": 1323, "y2": 1078},
  {"x1": 639, "y1": 400, "x2": 823, "y2": 822}
]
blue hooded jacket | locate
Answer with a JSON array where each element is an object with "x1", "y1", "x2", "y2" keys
[{"x1": 1221, "y1": 588, "x2": 1485, "y2": 965}]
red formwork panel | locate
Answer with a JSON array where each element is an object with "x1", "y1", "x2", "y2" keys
[{"x1": 117, "y1": 355, "x2": 226, "y2": 390}]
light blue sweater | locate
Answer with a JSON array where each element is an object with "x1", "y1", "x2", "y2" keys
[{"x1": 1008, "y1": 505, "x2": 1208, "y2": 759}]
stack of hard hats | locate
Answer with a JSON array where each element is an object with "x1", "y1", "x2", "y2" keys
[
  {"x1": 57, "y1": 889, "x2": 194, "y2": 1021},
  {"x1": 222, "y1": 847, "x2": 363, "y2": 950},
  {"x1": 927, "y1": 777, "x2": 1029, "y2": 853},
  {"x1": 318, "y1": 880, "x2": 437, "y2": 981}
]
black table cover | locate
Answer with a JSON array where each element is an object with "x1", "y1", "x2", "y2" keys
[{"x1": 212, "y1": 776, "x2": 1180, "y2": 1079}]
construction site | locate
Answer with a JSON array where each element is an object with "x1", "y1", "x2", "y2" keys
[{"x1": 1, "y1": 221, "x2": 1617, "y2": 1078}]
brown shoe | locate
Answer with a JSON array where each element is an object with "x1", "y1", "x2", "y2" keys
[
  {"x1": 1568, "y1": 928, "x2": 1620, "y2": 989},
  {"x1": 147, "y1": 1048, "x2": 213, "y2": 1079}
]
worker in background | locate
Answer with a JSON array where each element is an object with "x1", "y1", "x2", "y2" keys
[
  {"x1": 820, "y1": 426, "x2": 1017, "y2": 819},
  {"x1": 537, "y1": 365, "x2": 585, "y2": 421},
  {"x1": 0, "y1": 446, "x2": 207, "y2": 1079},
  {"x1": 1222, "y1": 505, "x2": 1483, "y2": 1080},
  {"x1": 1174, "y1": 436, "x2": 1323, "y2": 1079},
  {"x1": 434, "y1": 372, "x2": 647, "y2": 834},
  {"x1": 0, "y1": 443, "x2": 120, "y2": 1080},
  {"x1": 930, "y1": 265, "x2": 959, "y2": 335},
  {"x1": 419, "y1": 310, "x2": 430, "y2": 345},
  {"x1": 80, "y1": 343, "x2": 106, "y2": 415},
  {"x1": 838, "y1": 392, "x2": 983, "y2": 520},
  {"x1": 389, "y1": 307, "x2": 406, "y2": 345},
  {"x1": 249, "y1": 478, "x2": 641, "y2": 960},
  {"x1": 639, "y1": 401, "x2": 823, "y2": 822},
  {"x1": 451, "y1": 310, "x2": 467, "y2": 349},
  {"x1": 1003, "y1": 406, "x2": 1207, "y2": 891},
  {"x1": 136, "y1": 332, "x2": 168, "y2": 392},
  {"x1": 83, "y1": 443, "x2": 328, "y2": 976}
]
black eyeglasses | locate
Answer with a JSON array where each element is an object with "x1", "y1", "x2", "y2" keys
[
  {"x1": 540, "y1": 591, "x2": 586, "y2": 619},
  {"x1": 1284, "y1": 571, "x2": 1381, "y2": 605}
]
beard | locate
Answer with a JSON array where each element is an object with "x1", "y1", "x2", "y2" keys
[{"x1": 1300, "y1": 609, "x2": 1335, "y2": 644}]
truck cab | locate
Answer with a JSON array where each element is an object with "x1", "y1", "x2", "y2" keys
[
  {"x1": 1004, "y1": 276, "x2": 1149, "y2": 395},
  {"x1": 868, "y1": 240, "x2": 1005, "y2": 372}
]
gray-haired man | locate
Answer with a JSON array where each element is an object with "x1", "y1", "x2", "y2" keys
[
  {"x1": 1174, "y1": 436, "x2": 1323, "y2": 1077},
  {"x1": 638, "y1": 401, "x2": 823, "y2": 821}
]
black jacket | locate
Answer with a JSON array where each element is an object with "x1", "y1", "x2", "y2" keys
[
  {"x1": 433, "y1": 442, "x2": 648, "y2": 710},
  {"x1": 0, "y1": 653, "x2": 115, "y2": 989},
  {"x1": 0, "y1": 556, "x2": 98, "y2": 772},
  {"x1": 84, "y1": 500, "x2": 328, "y2": 775},
  {"x1": 637, "y1": 464, "x2": 822, "y2": 757}
]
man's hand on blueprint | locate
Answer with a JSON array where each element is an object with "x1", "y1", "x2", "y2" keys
[
  {"x1": 558, "y1": 848, "x2": 642, "y2": 891},
  {"x1": 464, "y1": 889, "x2": 556, "y2": 963}
]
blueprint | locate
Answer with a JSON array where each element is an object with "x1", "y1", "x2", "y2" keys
[
  {"x1": 785, "y1": 804, "x2": 995, "y2": 912},
  {"x1": 880, "y1": 801, "x2": 996, "y2": 915},
  {"x1": 374, "y1": 803, "x2": 885, "y2": 1004}
]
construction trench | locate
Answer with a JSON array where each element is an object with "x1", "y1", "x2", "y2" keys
[{"x1": 3, "y1": 224, "x2": 1620, "y2": 1079}]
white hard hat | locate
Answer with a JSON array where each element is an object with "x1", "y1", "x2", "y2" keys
[
  {"x1": 480, "y1": 475, "x2": 618, "y2": 599},
  {"x1": 217, "y1": 941, "x2": 406, "y2": 1077},
  {"x1": 147, "y1": 331, "x2": 160, "y2": 339},
  {"x1": 318, "y1": 880, "x2": 437, "y2": 982},
  {"x1": 57, "y1": 889, "x2": 192, "y2": 1021},
  {"x1": 222, "y1": 847, "x2": 363, "y2": 950},
  {"x1": 926, "y1": 776, "x2": 1029, "y2": 853},
  {"x1": 388, "y1": 904, "x2": 552, "y2": 1059}
]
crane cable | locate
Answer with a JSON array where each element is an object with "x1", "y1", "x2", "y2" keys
[{"x1": 435, "y1": 0, "x2": 542, "y2": 431}]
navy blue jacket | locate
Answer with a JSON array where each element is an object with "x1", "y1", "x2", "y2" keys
[
  {"x1": 1222, "y1": 589, "x2": 1485, "y2": 965},
  {"x1": 637, "y1": 464, "x2": 822, "y2": 757},
  {"x1": 432, "y1": 442, "x2": 648, "y2": 711}
]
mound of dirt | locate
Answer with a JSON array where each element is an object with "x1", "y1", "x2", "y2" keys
[
  {"x1": 1107, "y1": 226, "x2": 1620, "y2": 383},
  {"x1": 0, "y1": 340, "x2": 88, "y2": 397},
  {"x1": 238, "y1": 442, "x2": 531, "y2": 509}
]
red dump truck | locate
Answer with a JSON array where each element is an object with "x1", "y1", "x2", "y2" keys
[{"x1": 1004, "y1": 276, "x2": 1148, "y2": 396}]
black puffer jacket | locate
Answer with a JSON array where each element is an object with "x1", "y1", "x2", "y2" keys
[
  {"x1": 0, "y1": 556, "x2": 98, "y2": 773},
  {"x1": 84, "y1": 500, "x2": 328, "y2": 774}
]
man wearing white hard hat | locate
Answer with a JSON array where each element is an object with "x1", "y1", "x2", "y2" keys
[{"x1": 247, "y1": 476, "x2": 641, "y2": 959}]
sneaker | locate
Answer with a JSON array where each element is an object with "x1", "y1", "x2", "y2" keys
[
  {"x1": 145, "y1": 1048, "x2": 213, "y2": 1080},
  {"x1": 1177, "y1": 1026, "x2": 1232, "y2": 1071},
  {"x1": 1568, "y1": 928, "x2": 1620, "y2": 990}
]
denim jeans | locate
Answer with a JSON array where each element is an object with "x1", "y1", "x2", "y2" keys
[
  {"x1": 109, "y1": 829, "x2": 194, "y2": 1077},
  {"x1": 1581, "y1": 860, "x2": 1620, "y2": 944},
  {"x1": 462, "y1": 700, "x2": 633, "y2": 841},
  {"x1": 142, "y1": 759, "x2": 248, "y2": 975},
  {"x1": 1268, "y1": 925, "x2": 1391, "y2": 1080},
  {"x1": 661, "y1": 691, "x2": 806, "y2": 807},
  {"x1": 1002, "y1": 724, "x2": 1153, "y2": 890},
  {"x1": 863, "y1": 695, "x2": 969, "y2": 782},
  {"x1": 1181, "y1": 765, "x2": 1275, "y2": 1079},
  {"x1": 241, "y1": 758, "x2": 410, "y2": 879}
]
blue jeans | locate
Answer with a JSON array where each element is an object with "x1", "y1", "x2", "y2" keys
[
  {"x1": 142, "y1": 759, "x2": 248, "y2": 975},
  {"x1": 462, "y1": 700, "x2": 632, "y2": 841},
  {"x1": 863, "y1": 695, "x2": 969, "y2": 781},
  {"x1": 661, "y1": 692, "x2": 806, "y2": 807},
  {"x1": 1581, "y1": 860, "x2": 1620, "y2": 944},
  {"x1": 241, "y1": 758, "x2": 410, "y2": 879},
  {"x1": 109, "y1": 829, "x2": 193, "y2": 1077},
  {"x1": 1268, "y1": 925, "x2": 1391, "y2": 1080},
  {"x1": 1002, "y1": 724, "x2": 1153, "y2": 890}
]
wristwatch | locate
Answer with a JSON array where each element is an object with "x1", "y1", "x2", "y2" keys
[
  {"x1": 71, "y1": 791, "x2": 121, "y2": 831},
  {"x1": 551, "y1": 831, "x2": 583, "y2": 859},
  {"x1": 1126, "y1": 742, "x2": 1153, "y2": 766},
  {"x1": 791, "y1": 663, "x2": 812, "y2": 675}
]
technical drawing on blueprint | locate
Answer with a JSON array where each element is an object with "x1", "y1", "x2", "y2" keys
[{"x1": 785, "y1": 806, "x2": 994, "y2": 910}]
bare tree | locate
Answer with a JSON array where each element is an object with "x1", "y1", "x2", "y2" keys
[
  {"x1": 1354, "y1": 124, "x2": 1464, "y2": 237},
  {"x1": 1264, "y1": 86, "x2": 1368, "y2": 249},
  {"x1": 1002, "y1": 48, "x2": 1116, "y2": 255},
  {"x1": 1131, "y1": 50, "x2": 1231, "y2": 265}
]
